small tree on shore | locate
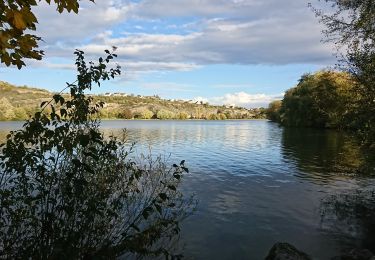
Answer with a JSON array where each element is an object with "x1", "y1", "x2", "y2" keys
[
  {"x1": 0, "y1": 49, "x2": 194, "y2": 259},
  {"x1": 312, "y1": 0, "x2": 375, "y2": 145}
]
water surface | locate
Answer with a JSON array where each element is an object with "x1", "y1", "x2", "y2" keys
[{"x1": 1, "y1": 120, "x2": 374, "y2": 259}]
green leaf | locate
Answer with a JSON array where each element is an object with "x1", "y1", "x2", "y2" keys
[
  {"x1": 79, "y1": 135, "x2": 90, "y2": 147},
  {"x1": 60, "y1": 108, "x2": 67, "y2": 117},
  {"x1": 130, "y1": 224, "x2": 140, "y2": 232},
  {"x1": 159, "y1": 193, "x2": 168, "y2": 201},
  {"x1": 142, "y1": 207, "x2": 153, "y2": 219},
  {"x1": 155, "y1": 204, "x2": 162, "y2": 214},
  {"x1": 167, "y1": 185, "x2": 176, "y2": 191},
  {"x1": 72, "y1": 159, "x2": 81, "y2": 167}
]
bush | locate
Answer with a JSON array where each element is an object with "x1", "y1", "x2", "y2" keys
[
  {"x1": 266, "y1": 100, "x2": 282, "y2": 122},
  {"x1": 208, "y1": 114, "x2": 218, "y2": 120},
  {"x1": 0, "y1": 49, "x2": 194, "y2": 259},
  {"x1": 134, "y1": 108, "x2": 154, "y2": 119},
  {"x1": 157, "y1": 109, "x2": 175, "y2": 120},
  {"x1": 118, "y1": 108, "x2": 133, "y2": 119},
  {"x1": 280, "y1": 71, "x2": 355, "y2": 128},
  {"x1": 0, "y1": 97, "x2": 15, "y2": 120},
  {"x1": 178, "y1": 112, "x2": 189, "y2": 120},
  {"x1": 218, "y1": 113, "x2": 227, "y2": 120},
  {"x1": 13, "y1": 107, "x2": 28, "y2": 120}
]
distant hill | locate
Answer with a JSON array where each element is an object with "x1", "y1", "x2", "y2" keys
[{"x1": 0, "y1": 81, "x2": 266, "y2": 121}]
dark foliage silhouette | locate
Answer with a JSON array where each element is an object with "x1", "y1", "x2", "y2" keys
[{"x1": 0, "y1": 49, "x2": 195, "y2": 259}]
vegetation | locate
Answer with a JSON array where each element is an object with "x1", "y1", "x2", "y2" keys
[
  {"x1": 312, "y1": 0, "x2": 375, "y2": 146},
  {"x1": 268, "y1": 71, "x2": 356, "y2": 129},
  {"x1": 0, "y1": 81, "x2": 266, "y2": 121},
  {"x1": 0, "y1": 49, "x2": 194, "y2": 258},
  {"x1": 267, "y1": 1, "x2": 375, "y2": 147},
  {"x1": 0, "y1": 0, "x2": 93, "y2": 68},
  {"x1": 266, "y1": 100, "x2": 282, "y2": 123}
]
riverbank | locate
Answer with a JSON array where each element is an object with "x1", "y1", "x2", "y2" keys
[{"x1": 0, "y1": 80, "x2": 266, "y2": 121}]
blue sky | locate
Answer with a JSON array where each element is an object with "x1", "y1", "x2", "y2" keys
[{"x1": 0, "y1": 0, "x2": 335, "y2": 107}]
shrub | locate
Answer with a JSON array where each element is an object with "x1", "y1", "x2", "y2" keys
[
  {"x1": 266, "y1": 100, "x2": 282, "y2": 122},
  {"x1": 178, "y1": 112, "x2": 189, "y2": 120},
  {"x1": 13, "y1": 107, "x2": 28, "y2": 120},
  {"x1": 157, "y1": 109, "x2": 175, "y2": 120},
  {"x1": 118, "y1": 108, "x2": 133, "y2": 119},
  {"x1": 280, "y1": 71, "x2": 355, "y2": 128},
  {"x1": 134, "y1": 109, "x2": 154, "y2": 119},
  {"x1": 0, "y1": 98, "x2": 15, "y2": 120},
  {"x1": 208, "y1": 114, "x2": 218, "y2": 120},
  {"x1": 0, "y1": 49, "x2": 194, "y2": 259},
  {"x1": 218, "y1": 113, "x2": 227, "y2": 120}
]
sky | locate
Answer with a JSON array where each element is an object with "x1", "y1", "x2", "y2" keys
[{"x1": 0, "y1": 0, "x2": 337, "y2": 108}]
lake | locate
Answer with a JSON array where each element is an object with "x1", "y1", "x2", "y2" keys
[{"x1": 1, "y1": 120, "x2": 375, "y2": 259}]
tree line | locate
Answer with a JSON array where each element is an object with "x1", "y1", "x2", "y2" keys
[
  {"x1": 266, "y1": 69, "x2": 373, "y2": 147},
  {"x1": 267, "y1": 0, "x2": 375, "y2": 148},
  {"x1": 0, "y1": 81, "x2": 266, "y2": 121}
]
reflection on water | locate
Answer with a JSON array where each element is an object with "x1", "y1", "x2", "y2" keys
[
  {"x1": 320, "y1": 188, "x2": 375, "y2": 252},
  {"x1": 281, "y1": 127, "x2": 375, "y2": 184},
  {"x1": 1, "y1": 120, "x2": 374, "y2": 259}
]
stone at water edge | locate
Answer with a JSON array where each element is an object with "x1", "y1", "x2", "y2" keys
[{"x1": 265, "y1": 242, "x2": 312, "y2": 260}]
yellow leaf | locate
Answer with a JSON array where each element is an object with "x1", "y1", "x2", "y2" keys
[
  {"x1": 1, "y1": 53, "x2": 11, "y2": 66},
  {"x1": 13, "y1": 11, "x2": 27, "y2": 30},
  {"x1": 21, "y1": 7, "x2": 38, "y2": 24},
  {"x1": 0, "y1": 32, "x2": 10, "y2": 45}
]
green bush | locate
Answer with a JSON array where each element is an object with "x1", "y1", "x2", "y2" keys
[
  {"x1": 118, "y1": 108, "x2": 133, "y2": 119},
  {"x1": 218, "y1": 113, "x2": 227, "y2": 120},
  {"x1": 0, "y1": 50, "x2": 194, "y2": 259},
  {"x1": 157, "y1": 109, "x2": 175, "y2": 120},
  {"x1": 134, "y1": 109, "x2": 154, "y2": 119},
  {"x1": 208, "y1": 113, "x2": 218, "y2": 120},
  {"x1": 279, "y1": 71, "x2": 355, "y2": 128},
  {"x1": 178, "y1": 112, "x2": 189, "y2": 120},
  {"x1": 0, "y1": 97, "x2": 15, "y2": 120},
  {"x1": 266, "y1": 100, "x2": 282, "y2": 122}
]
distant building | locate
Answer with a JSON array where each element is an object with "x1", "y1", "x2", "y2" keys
[
  {"x1": 104, "y1": 92, "x2": 128, "y2": 97},
  {"x1": 113, "y1": 93, "x2": 128, "y2": 97}
]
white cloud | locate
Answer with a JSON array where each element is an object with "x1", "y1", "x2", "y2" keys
[
  {"x1": 23, "y1": 0, "x2": 334, "y2": 72},
  {"x1": 192, "y1": 96, "x2": 210, "y2": 103},
  {"x1": 31, "y1": 1, "x2": 132, "y2": 46},
  {"x1": 27, "y1": 59, "x2": 199, "y2": 73},
  {"x1": 196, "y1": 92, "x2": 283, "y2": 108}
]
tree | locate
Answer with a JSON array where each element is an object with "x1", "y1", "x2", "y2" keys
[
  {"x1": 0, "y1": 49, "x2": 194, "y2": 258},
  {"x1": 0, "y1": 0, "x2": 93, "y2": 69},
  {"x1": 135, "y1": 108, "x2": 154, "y2": 119},
  {"x1": 177, "y1": 112, "x2": 189, "y2": 120},
  {"x1": 266, "y1": 100, "x2": 282, "y2": 122},
  {"x1": 313, "y1": 0, "x2": 375, "y2": 145},
  {"x1": 0, "y1": 97, "x2": 15, "y2": 120},
  {"x1": 278, "y1": 71, "x2": 355, "y2": 128},
  {"x1": 118, "y1": 108, "x2": 133, "y2": 119},
  {"x1": 13, "y1": 106, "x2": 28, "y2": 120},
  {"x1": 157, "y1": 109, "x2": 175, "y2": 120}
]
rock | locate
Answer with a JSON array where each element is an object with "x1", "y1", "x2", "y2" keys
[
  {"x1": 265, "y1": 242, "x2": 311, "y2": 260},
  {"x1": 331, "y1": 248, "x2": 375, "y2": 260}
]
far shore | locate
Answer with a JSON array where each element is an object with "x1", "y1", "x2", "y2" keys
[{"x1": 0, "y1": 118, "x2": 269, "y2": 123}]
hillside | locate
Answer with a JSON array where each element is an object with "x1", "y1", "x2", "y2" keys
[{"x1": 0, "y1": 81, "x2": 266, "y2": 121}]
